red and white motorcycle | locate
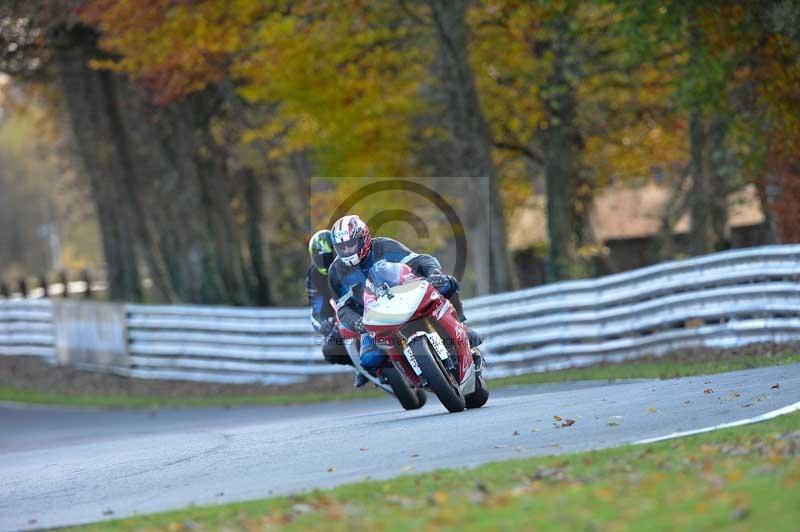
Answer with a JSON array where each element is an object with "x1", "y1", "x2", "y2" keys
[
  {"x1": 360, "y1": 260, "x2": 489, "y2": 413},
  {"x1": 331, "y1": 299, "x2": 429, "y2": 411}
]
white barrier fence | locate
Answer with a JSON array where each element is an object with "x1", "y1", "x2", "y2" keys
[{"x1": 2, "y1": 245, "x2": 800, "y2": 385}]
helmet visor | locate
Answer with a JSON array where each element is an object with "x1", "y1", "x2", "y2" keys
[
  {"x1": 312, "y1": 250, "x2": 335, "y2": 273},
  {"x1": 334, "y1": 236, "x2": 363, "y2": 258}
]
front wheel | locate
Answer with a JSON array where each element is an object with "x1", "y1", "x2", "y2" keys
[
  {"x1": 410, "y1": 338, "x2": 465, "y2": 413},
  {"x1": 465, "y1": 373, "x2": 489, "y2": 409},
  {"x1": 383, "y1": 367, "x2": 425, "y2": 410}
]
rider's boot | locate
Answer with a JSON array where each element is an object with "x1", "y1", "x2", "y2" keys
[
  {"x1": 465, "y1": 325, "x2": 483, "y2": 349},
  {"x1": 354, "y1": 372, "x2": 370, "y2": 388},
  {"x1": 450, "y1": 293, "x2": 483, "y2": 349},
  {"x1": 355, "y1": 333, "x2": 383, "y2": 388}
]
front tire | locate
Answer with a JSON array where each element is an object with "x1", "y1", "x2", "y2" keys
[
  {"x1": 410, "y1": 338, "x2": 465, "y2": 413},
  {"x1": 465, "y1": 373, "x2": 489, "y2": 409},
  {"x1": 383, "y1": 367, "x2": 424, "y2": 410}
]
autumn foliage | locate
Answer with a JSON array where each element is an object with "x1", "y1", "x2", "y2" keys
[{"x1": 2, "y1": 0, "x2": 798, "y2": 302}]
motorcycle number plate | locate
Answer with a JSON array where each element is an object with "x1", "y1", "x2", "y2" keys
[
  {"x1": 428, "y1": 333, "x2": 450, "y2": 361},
  {"x1": 403, "y1": 345, "x2": 423, "y2": 376}
]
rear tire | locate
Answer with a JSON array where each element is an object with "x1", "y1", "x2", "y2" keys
[
  {"x1": 465, "y1": 373, "x2": 489, "y2": 409},
  {"x1": 410, "y1": 338, "x2": 465, "y2": 413},
  {"x1": 415, "y1": 388, "x2": 428, "y2": 407},
  {"x1": 384, "y1": 367, "x2": 423, "y2": 410}
]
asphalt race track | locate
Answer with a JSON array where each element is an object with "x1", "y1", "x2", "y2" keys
[{"x1": 2, "y1": 364, "x2": 799, "y2": 531}]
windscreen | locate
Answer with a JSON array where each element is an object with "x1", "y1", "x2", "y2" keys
[{"x1": 365, "y1": 260, "x2": 414, "y2": 298}]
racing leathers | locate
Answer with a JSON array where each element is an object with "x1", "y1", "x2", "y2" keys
[{"x1": 306, "y1": 265, "x2": 352, "y2": 365}]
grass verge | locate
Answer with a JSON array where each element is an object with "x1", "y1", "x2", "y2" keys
[
  {"x1": 494, "y1": 351, "x2": 800, "y2": 388},
  {"x1": 2, "y1": 351, "x2": 798, "y2": 410},
  {"x1": 0, "y1": 384, "x2": 382, "y2": 409},
  {"x1": 70, "y1": 410, "x2": 800, "y2": 531}
]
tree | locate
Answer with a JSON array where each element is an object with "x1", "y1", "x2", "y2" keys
[
  {"x1": 471, "y1": 1, "x2": 684, "y2": 279},
  {"x1": 424, "y1": 0, "x2": 513, "y2": 294}
]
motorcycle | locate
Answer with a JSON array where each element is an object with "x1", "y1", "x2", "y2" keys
[
  {"x1": 361, "y1": 260, "x2": 489, "y2": 413},
  {"x1": 330, "y1": 298, "x2": 428, "y2": 411}
]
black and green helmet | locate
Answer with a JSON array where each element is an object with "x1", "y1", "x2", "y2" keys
[{"x1": 308, "y1": 229, "x2": 335, "y2": 275}]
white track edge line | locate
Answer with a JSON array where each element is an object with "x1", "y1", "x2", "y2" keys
[{"x1": 634, "y1": 400, "x2": 800, "y2": 445}]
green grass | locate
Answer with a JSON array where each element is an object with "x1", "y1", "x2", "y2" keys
[
  {"x1": 492, "y1": 351, "x2": 800, "y2": 388},
  {"x1": 2, "y1": 352, "x2": 798, "y2": 410},
  {"x1": 70, "y1": 410, "x2": 800, "y2": 531},
  {"x1": 0, "y1": 384, "x2": 382, "y2": 409}
]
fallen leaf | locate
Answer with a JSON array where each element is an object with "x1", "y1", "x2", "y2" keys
[
  {"x1": 608, "y1": 416, "x2": 623, "y2": 426},
  {"x1": 215, "y1": 492, "x2": 224, "y2": 497},
  {"x1": 727, "y1": 470, "x2": 744, "y2": 482},
  {"x1": 728, "y1": 392, "x2": 741, "y2": 399},
  {"x1": 531, "y1": 428, "x2": 539, "y2": 432},
  {"x1": 430, "y1": 491, "x2": 449, "y2": 505},
  {"x1": 103, "y1": 509, "x2": 114, "y2": 516},
  {"x1": 684, "y1": 400, "x2": 691, "y2": 404},
  {"x1": 410, "y1": 454, "x2": 419, "y2": 458},
  {"x1": 327, "y1": 466, "x2": 335, "y2": 473},
  {"x1": 704, "y1": 388, "x2": 714, "y2": 394},
  {"x1": 562, "y1": 419, "x2": 576, "y2": 427},
  {"x1": 512, "y1": 430, "x2": 520, "y2": 436},
  {"x1": 648, "y1": 406, "x2": 657, "y2": 413},
  {"x1": 553, "y1": 415, "x2": 563, "y2": 421},
  {"x1": 742, "y1": 403, "x2": 753, "y2": 408},
  {"x1": 359, "y1": 448, "x2": 368, "y2": 451},
  {"x1": 771, "y1": 383, "x2": 780, "y2": 389}
]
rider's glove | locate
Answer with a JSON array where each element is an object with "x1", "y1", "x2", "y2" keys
[
  {"x1": 428, "y1": 273, "x2": 456, "y2": 297},
  {"x1": 319, "y1": 317, "x2": 335, "y2": 337}
]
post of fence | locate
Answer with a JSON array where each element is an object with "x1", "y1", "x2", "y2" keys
[
  {"x1": 0, "y1": 282, "x2": 9, "y2": 299},
  {"x1": 60, "y1": 271, "x2": 69, "y2": 298},
  {"x1": 18, "y1": 278, "x2": 28, "y2": 299},
  {"x1": 39, "y1": 275, "x2": 49, "y2": 298},
  {"x1": 81, "y1": 269, "x2": 92, "y2": 299}
]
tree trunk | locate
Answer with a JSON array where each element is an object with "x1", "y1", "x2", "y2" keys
[
  {"x1": 426, "y1": 0, "x2": 513, "y2": 294},
  {"x1": 49, "y1": 24, "x2": 267, "y2": 306},
  {"x1": 688, "y1": 104, "x2": 711, "y2": 255},
  {"x1": 707, "y1": 116, "x2": 730, "y2": 250},
  {"x1": 49, "y1": 24, "x2": 142, "y2": 301},
  {"x1": 687, "y1": 16, "x2": 731, "y2": 256},
  {"x1": 242, "y1": 169, "x2": 272, "y2": 306},
  {"x1": 98, "y1": 68, "x2": 176, "y2": 301},
  {"x1": 540, "y1": 15, "x2": 582, "y2": 281}
]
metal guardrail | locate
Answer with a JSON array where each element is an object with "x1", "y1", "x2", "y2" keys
[
  {"x1": 0, "y1": 299, "x2": 56, "y2": 359},
  {"x1": 1, "y1": 245, "x2": 799, "y2": 384}
]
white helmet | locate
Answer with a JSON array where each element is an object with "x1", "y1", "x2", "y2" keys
[{"x1": 331, "y1": 214, "x2": 372, "y2": 266}]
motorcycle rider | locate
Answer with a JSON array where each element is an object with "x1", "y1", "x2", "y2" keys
[
  {"x1": 328, "y1": 214, "x2": 483, "y2": 386},
  {"x1": 306, "y1": 230, "x2": 352, "y2": 367}
]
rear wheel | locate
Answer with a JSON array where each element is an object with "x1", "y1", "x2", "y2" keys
[
  {"x1": 410, "y1": 338, "x2": 465, "y2": 413},
  {"x1": 383, "y1": 367, "x2": 424, "y2": 410}
]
